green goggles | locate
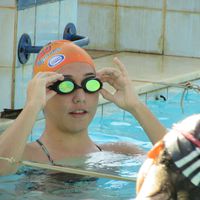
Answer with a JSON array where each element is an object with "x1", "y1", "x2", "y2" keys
[{"x1": 49, "y1": 76, "x2": 103, "y2": 95}]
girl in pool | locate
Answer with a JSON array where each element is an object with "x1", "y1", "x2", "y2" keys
[{"x1": 0, "y1": 40, "x2": 166, "y2": 175}]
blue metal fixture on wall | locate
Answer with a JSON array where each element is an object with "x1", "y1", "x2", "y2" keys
[
  {"x1": 18, "y1": 23, "x2": 89, "y2": 64},
  {"x1": 18, "y1": 0, "x2": 61, "y2": 10}
]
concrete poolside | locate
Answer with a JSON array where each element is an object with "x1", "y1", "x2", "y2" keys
[
  {"x1": 88, "y1": 51, "x2": 200, "y2": 104},
  {"x1": 1, "y1": 51, "x2": 200, "y2": 132}
]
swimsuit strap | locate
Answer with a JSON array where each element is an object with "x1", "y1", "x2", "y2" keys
[
  {"x1": 36, "y1": 139, "x2": 102, "y2": 165},
  {"x1": 96, "y1": 144, "x2": 102, "y2": 151},
  {"x1": 36, "y1": 139, "x2": 55, "y2": 165}
]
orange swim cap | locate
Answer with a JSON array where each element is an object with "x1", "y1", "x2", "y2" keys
[{"x1": 33, "y1": 40, "x2": 95, "y2": 75}]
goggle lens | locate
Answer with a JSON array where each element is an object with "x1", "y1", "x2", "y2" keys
[
  {"x1": 85, "y1": 79, "x2": 101, "y2": 92},
  {"x1": 58, "y1": 81, "x2": 74, "y2": 93}
]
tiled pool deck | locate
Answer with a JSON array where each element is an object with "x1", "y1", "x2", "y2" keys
[
  {"x1": 91, "y1": 51, "x2": 200, "y2": 104},
  {"x1": 1, "y1": 51, "x2": 200, "y2": 132}
]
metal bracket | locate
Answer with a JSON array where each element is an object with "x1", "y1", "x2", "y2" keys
[{"x1": 18, "y1": 23, "x2": 89, "y2": 64}]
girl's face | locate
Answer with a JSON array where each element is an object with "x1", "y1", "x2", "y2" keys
[{"x1": 44, "y1": 63, "x2": 99, "y2": 134}]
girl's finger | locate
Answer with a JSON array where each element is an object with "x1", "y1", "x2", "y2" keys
[
  {"x1": 97, "y1": 68, "x2": 120, "y2": 78},
  {"x1": 100, "y1": 77, "x2": 122, "y2": 90},
  {"x1": 35, "y1": 71, "x2": 57, "y2": 78},
  {"x1": 100, "y1": 89, "x2": 115, "y2": 102},
  {"x1": 113, "y1": 57, "x2": 128, "y2": 76},
  {"x1": 45, "y1": 74, "x2": 64, "y2": 84},
  {"x1": 46, "y1": 90, "x2": 57, "y2": 101}
]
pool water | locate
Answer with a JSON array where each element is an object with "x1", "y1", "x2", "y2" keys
[{"x1": 0, "y1": 82, "x2": 200, "y2": 200}]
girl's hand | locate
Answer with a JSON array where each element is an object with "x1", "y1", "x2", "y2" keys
[
  {"x1": 26, "y1": 72, "x2": 64, "y2": 111},
  {"x1": 97, "y1": 57, "x2": 140, "y2": 111}
]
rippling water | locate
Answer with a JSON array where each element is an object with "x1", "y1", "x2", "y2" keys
[
  {"x1": 1, "y1": 81, "x2": 200, "y2": 199},
  {"x1": 0, "y1": 152, "x2": 144, "y2": 200}
]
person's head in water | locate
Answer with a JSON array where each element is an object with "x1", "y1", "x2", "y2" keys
[
  {"x1": 33, "y1": 40, "x2": 102, "y2": 133},
  {"x1": 136, "y1": 114, "x2": 200, "y2": 199}
]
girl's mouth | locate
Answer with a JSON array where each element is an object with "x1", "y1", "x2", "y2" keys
[{"x1": 69, "y1": 109, "x2": 88, "y2": 117}]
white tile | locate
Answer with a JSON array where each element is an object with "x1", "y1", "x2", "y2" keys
[
  {"x1": 79, "y1": 0, "x2": 115, "y2": 4},
  {"x1": 165, "y1": 12, "x2": 200, "y2": 57},
  {"x1": 0, "y1": 0, "x2": 15, "y2": 7},
  {"x1": 0, "y1": 67, "x2": 12, "y2": 111},
  {"x1": 167, "y1": 0, "x2": 200, "y2": 12},
  {"x1": 59, "y1": 0, "x2": 78, "y2": 39},
  {"x1": 35, "y1": 1, "x2": 60, "y2": 46},
  {"x1": 78, "y1": 0, "x2": 163, "y2": 52},
  {"x1": 117, "y1": 7, "x2": 163, "y2": 53},
  {"x1": 0, "y1": 8, "x2": 15, "y2": 67},
  {"x1": 17, "y1": 6, "x2": 36, "y2": 67},
  {"x1": 14, "y1": 64, "x2": 33, "y2": 108},
  {"x1": 77, "y1": 2, "x2": 115, "y2": 50},
  {"x1": 162, "y1": 55, "x2": 200, "y2": 81},
  {"x1": 118, "y1": 0, "x2": 162, "y2": 9}
]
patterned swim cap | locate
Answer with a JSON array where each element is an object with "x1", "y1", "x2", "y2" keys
[{"x1": 33, "y1": 40, "x2": 95, "y2": 75}]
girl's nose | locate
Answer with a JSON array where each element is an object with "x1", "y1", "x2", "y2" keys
[{"x1": 72, "y1": 88, "x2": 86, "y2": 104}]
